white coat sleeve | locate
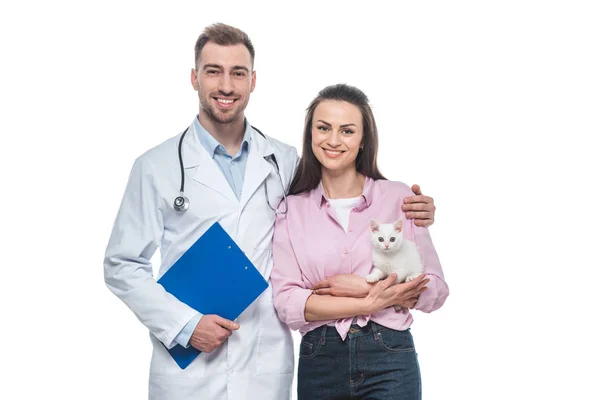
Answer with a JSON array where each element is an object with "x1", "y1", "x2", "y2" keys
[{"x1": 104, "y1": 155, "x2": 198, "y2": 349}]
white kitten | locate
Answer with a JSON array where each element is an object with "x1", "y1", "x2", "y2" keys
[{"x1": 366, "y1": 219, "x2": 424, "y2": 285}]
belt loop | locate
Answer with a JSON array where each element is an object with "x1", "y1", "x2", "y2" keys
[
  {"x1": 371, "y1": 321, "x2": 380, "y2": 341},
  {"x1": 320, "y1": 324, "x2": 327, "y2": 345}
]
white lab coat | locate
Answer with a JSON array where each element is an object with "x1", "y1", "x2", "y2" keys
[{"x1": 104, "y1": 122, "x2": 298, "y2": 400}]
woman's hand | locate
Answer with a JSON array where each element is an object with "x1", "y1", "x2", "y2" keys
[
  {"x1": 312, "y1": 274, "x2": 372, "y2": 298},
  {"x1": 362, "y1": 273, "x2": 430, "y2": 314}
]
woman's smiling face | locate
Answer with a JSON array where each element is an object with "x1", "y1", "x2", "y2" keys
[{"x1": 311, "y1": 100, "x2": 364, "y2": 175}]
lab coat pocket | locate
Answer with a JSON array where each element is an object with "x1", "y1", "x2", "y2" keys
[
  {"x1": 149, "y1": 333, "x2": 222, "y2": 379},
  {"x1": 256, "y1": 285, "x2": 294, "y2": 375}
]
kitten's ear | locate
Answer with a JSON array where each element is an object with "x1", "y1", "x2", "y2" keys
[
  {"x1": 393, "y1": 219, "x2": 403, "y2": 232},
  {"x1": 370, "y1": 219, "x2": 380, "y2": 232}
]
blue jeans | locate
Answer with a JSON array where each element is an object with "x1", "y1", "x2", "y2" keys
[{"x1": 297, "y1": 322, "x2": 421, "y2": 400}]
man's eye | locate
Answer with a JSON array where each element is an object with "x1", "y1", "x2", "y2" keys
[{"x1": 378, "y1": 237, "x2": 384, "y2": 242}]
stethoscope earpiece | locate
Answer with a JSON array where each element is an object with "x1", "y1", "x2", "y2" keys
[{"x1": 173, "y1": 195, "x2": 190, "y2": 212}]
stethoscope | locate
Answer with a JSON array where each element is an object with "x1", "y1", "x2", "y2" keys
[{"x1": 173, "y1": 126, "x2": 288, "y2": 214}]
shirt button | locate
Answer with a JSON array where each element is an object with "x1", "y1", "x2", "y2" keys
[
  {"x1": 343, "y1": 249, "x2": 349, "y2": 254},
  {"x1": 348, "y1": 228, "x2": 353, "y2": 232}
]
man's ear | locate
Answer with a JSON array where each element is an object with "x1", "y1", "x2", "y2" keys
[
  {"x1": 250, "y1": 70, "x2": 256, "y2": 92},
  {"x1": 191, "y1": 68, "x2": 199, "y2": 91}
]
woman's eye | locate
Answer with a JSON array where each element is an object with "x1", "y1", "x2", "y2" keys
[
  {"x1": 378, "y1": 237, "x2": 384, "y2": 242},
  {"x1": 317, "y1": 126, "x2": 329, "y2": 131},
  {"x1": 390, "y1": 237, "x2": 396, "y2": 242},
  {"x1": 342, "y1": 129, "x2": 354, "y2": 135}
]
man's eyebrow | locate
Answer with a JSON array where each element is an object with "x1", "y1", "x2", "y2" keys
[
  {"x1": 202, "y1": 64, "x2": 249, "y2": 73},
  {"x1": 231, "y1": 65, "x2": 250, "y2": 72},
  {"x1": 203, "y1": 64, "x2": 223, "y2": 70}
]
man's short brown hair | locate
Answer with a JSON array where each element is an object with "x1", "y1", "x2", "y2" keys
[{"x1": 194, "y1": 23, "x2": 255, "y2": 68}]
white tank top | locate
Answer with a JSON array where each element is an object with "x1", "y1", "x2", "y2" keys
[{"x1": 328, "y1": 196, "x2": 362, "y2": 232}]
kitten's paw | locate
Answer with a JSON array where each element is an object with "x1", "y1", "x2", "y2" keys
[{"x1": 366, "y1": 274, "x2": 380, "y2": 283}]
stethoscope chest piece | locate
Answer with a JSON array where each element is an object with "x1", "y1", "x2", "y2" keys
[{"x1": 173, "y1": 194, "x2": 189, "y2": 212}]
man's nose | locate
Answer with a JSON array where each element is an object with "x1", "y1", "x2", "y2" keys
[{"x1": 218, "y1": 74, "x2": 233, "y2": 95}]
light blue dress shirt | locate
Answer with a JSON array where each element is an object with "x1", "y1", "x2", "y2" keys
[
  {"x1": 196, "y1": 117, "x2": 251, "y2": 200},
  {"x1": 173, "y1": 117, "x2": 251, "y2": 348}
]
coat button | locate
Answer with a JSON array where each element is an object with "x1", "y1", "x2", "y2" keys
[{"x1": 343, "y1": 249, "x2": 349, "y2": 254}]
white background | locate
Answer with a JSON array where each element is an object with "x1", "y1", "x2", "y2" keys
[{"x1": 1, "y1": 0, "x2": 599, "y2": 399}]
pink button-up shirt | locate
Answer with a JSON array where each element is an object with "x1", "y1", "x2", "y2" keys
[{"x1": 271, "y1": 177, "x2": 449, "y2": 340}]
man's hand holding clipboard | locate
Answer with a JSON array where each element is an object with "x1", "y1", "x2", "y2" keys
[{"x1": 189, "y1": 315, "x2": 240, "y2": 353}]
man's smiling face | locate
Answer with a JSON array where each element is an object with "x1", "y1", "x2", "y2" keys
[{"x1": 192, "y1": 42, "x2": 256, "y2": 125}]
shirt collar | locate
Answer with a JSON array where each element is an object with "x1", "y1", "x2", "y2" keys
[
  {"x1": 311, "y1": 176, "x2": 375, "y2": 210},
  {"x1": 193, "y1": 115, "x2": 251, "y2": 158}
]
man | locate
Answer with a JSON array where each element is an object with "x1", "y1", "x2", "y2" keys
[{"x1": 104, "y1": 23, "x2": 437, "y2": 399}]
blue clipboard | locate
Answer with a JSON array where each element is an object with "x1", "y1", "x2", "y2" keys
[{"x1": 157, "y1": 221, "x2": 268, "y2": 369}]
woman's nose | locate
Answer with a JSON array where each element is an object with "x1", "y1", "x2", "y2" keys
[{"x1": 327, "y1": 132, "x2": 341, "y2": 147}]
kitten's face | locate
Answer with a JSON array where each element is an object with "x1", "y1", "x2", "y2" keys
[{"x1": 371, "y1": 219, "x2": 404, "y2": 252}]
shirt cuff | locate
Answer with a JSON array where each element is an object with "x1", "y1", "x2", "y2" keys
[
  {"x1": 174, "y1": 313, "x2": 202, "y2": 348},
  {"x1": 415, "y1": 276, "x2": 449, "y2": 313},
  {"x1": 283, "y1": 288, "x2": 313, "y2": 331}
]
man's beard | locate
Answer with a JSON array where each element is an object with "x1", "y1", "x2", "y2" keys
[{"x1": 201, "y1": 96, "x2": 246, "y2": 124}]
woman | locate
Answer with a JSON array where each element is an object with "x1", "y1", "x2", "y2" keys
[{"x1": 271, "y1": 84, "x2": 449, "y2": 399}]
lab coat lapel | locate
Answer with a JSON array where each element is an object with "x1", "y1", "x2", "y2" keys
[
  {"x1": 239, "y1": 129, "x2": 273, "y2": 210},
  {"x1": 181, "y1": 124, "x2": 237, "y2": 202}
]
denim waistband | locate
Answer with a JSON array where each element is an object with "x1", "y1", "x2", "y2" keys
[{"x1": 306, "y1": 321, "x2": 403, "y2": 340}]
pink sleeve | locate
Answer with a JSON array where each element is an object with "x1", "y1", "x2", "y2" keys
[
  {"x1": 412, "y1": 222, "x2": 450, "y2": 313},
  {"x1": 270, "y1": 210, "x2": 313, "y2": 331}
]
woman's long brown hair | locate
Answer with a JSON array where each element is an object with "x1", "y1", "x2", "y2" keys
[{"x1": 288, "y1": 84, "x2": 386, "y2": 196}]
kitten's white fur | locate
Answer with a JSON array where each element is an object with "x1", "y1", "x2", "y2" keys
[{"x1": 366, "y1": 219, "x2": 424, "y2": 284}]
